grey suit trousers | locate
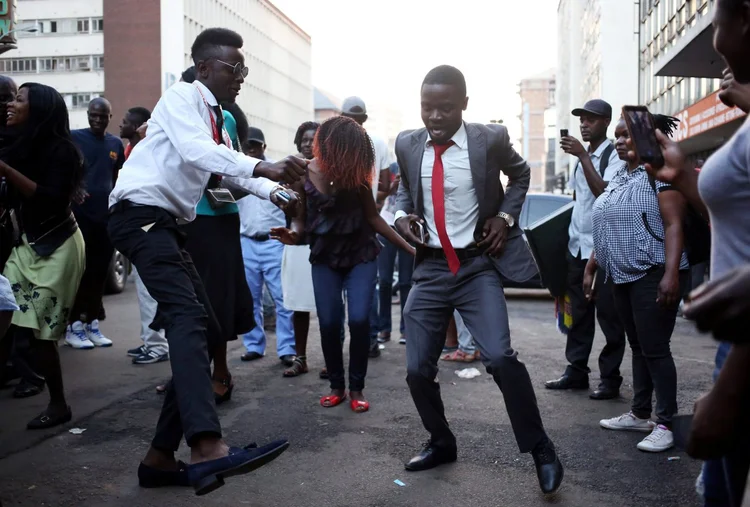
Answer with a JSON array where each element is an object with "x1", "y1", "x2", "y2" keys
[{"x1": 404, "y1": 254, "x2": 547, "y2": 453}]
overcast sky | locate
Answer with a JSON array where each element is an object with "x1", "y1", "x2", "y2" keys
[{"x1": 272, "y1": 0, "x2": 558, "y2": 137}]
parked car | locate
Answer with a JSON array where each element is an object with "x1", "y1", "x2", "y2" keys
[
  {"x1": 504, "y1": 193, "x2": 573, "y2": 290},
  {"x1": 105, "y1": 250, "x2": 131, "y2": 294}
]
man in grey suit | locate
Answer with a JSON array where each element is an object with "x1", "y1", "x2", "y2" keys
[{"x1": 393, "y1": 65, "x2": 563, "y2": 495}]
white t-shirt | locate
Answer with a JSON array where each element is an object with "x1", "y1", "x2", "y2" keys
[{"x1": 369, "y1": 133, "x2": 390, "y2": 202}]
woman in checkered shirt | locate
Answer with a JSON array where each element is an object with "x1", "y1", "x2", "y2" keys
[{"x1": 586, "y1": 114, "x2": 690, "y2": 454}]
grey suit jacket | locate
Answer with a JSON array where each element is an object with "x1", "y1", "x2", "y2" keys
[{"x1": 394, "y1": 122, "x2": 538, "y2": 283}]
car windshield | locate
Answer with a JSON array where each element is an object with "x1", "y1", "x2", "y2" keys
[{"x1": 522, "y1": 196, "x2": 571, "y2": 228}]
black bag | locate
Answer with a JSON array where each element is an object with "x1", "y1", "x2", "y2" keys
[
  {"x1": 647, "y1": 175, "x2": 711, "y2": 266},
  {"x1": 26, "y1": 212, "x2": 79, "y2": 257}
]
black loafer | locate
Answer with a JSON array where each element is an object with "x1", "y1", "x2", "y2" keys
[
  {"x1": 188, "y1": 439, "x2": 289, "y2": 496},
  {"x1": 404, "y1": 442, "x2": 457, "y2": 472},
  {"x1": 27, "y1": 406, "x2": 72, "y2": 430},
  {"x1": 240, "y1": 352, "x2": 263, "y2": 362},
  {"x1": 138, "y1": 461, "x2": 191, "y2": 488},
  {"x1": 279, "y1": 355, "x2": 295, "y2": 367},
  {"x1": 532, "y1": 438, "x2": 564, "y2": 495},
  {"x1": 590, "y1": 386, "x2": 619, "y2": 400},
  {"x1": 544, "y1": 375, "x2": 589, "y2": 390},
  {"x1": 13, "y1": 379, "x2": 45, "y2": 399}
]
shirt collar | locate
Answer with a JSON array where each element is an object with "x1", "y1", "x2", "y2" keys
[
  {"x1": 589, "y1": 139, "x2": 612, "y2": 159},
  {"x1": 425, "y1": 122, "x2": 468, "y2": 150},
  {"x1": 193, "y1": 80, "x2": 219, "y2": 107}
]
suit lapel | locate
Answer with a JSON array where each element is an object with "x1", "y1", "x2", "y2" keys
[
  {"x1": 410, "y1": 130, "x2": 428, "y2": 216},
  {"x1": 466, "y1": 124, "x2": 487, "y2": 213}
]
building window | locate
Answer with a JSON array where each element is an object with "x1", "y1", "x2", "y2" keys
[
  {"x1": 65, "y1": 93, "x2": 98, "y2": 109},
  {"x1": 77, "y1": 19, "x2": 89, "y2": 34},
  {"x1": 92, "y1": 18, "x2": 103, "y2": 33},
  {"x1": 93, "y1": 55, "x2": 104, "y2": 70},
  {"x1": 39, "y1": 20, "x2": 57, "y2": 33},
  {"x1": 1, "y1": 58, "x2": 36, "y2": 74}
]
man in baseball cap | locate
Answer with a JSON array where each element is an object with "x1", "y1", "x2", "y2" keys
[
  {"x1": 243, "y1": 127, "x2": 267, "y2": 160},
  {"x1": 545, "y1": 97, "x2": 626, "y2": 402}
]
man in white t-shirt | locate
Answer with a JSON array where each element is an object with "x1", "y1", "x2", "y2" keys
[{"x1": 341, "y1": 96, "x2": 391, "y2": 358}]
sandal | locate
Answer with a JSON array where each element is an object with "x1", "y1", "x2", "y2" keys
[
  {"x1": 213, "y1": 378, "x2": 234, "y2": 405},
  {"x1": 320, "y1": 391, "x2": 347, "y2": 408},
  {"x1": 350, "y1": 398, "x2": 370, "y2": 413},
  {"x1": 283, "y1": 357, "x2": 308, "y2": 377},
  {"x1": 440, "y1": 349, "x2": 478, "y2": 363}
]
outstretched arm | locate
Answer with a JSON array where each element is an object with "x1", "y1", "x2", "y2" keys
[{"x1": 360, "y1": 186, "x2": 415, "y2": 256}]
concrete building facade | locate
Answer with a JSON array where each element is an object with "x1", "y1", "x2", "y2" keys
[
  {"x1": 556, "y1": 0, "x2": 639, "y2": 182},
  {"x1": 518, "y1": 70, "x2": 555, "y2": 193},
  {"x1": 2, "y1": 0, "x2": 312, "y2": 161},
  {"x1": 639, "y1": 0, "x2": 745, "y2": 160}
]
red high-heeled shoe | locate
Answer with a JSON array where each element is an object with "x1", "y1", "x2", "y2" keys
[
  {"x1": 350, "y1": 398, "x2": 370, "y2": 413},
  {"x1": 320, "y1": 392, "x2": 347, "y2": 408}
]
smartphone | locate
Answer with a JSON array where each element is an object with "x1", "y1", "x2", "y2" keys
[
  {"x1": 560, "y1": 129, "x2": 568, "y2": 138},
  {"x1": 275, "y1": 190, "x2": 292, "y2": 203},
  {"x1": 411, "y1": 221, "x2": 425, "y2": 243},
  {"x1": 621, "y1": 105, "x2": 665, "y2": 168}
]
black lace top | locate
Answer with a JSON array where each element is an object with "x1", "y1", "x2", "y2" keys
[{"x1": 304, "y1": 177, "x2": 380, "y2": 269}]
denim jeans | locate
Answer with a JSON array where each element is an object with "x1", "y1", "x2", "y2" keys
[
  {"x1": 376, "y1": 235, "x2": 413, "y2": 335},
  {"x1": 312, "y1": 261, "x2": 377, "y2": 391},
  {"x1": 454, "y1": 310, "x2": 475, "y2": 354},
  {"x1": 611, "y1": 267, "x2": 687, "y2": 425}
]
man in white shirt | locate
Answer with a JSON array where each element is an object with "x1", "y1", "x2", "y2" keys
[
  {"x1": 393, "y1": 65, "x2": 562, "y2": 494},
  {"x1": 544, "y1": 99, "x2": 626, "y2": 401},
  {"x1": 340, "y1": 96, "x2": 391, "y2": 358},
  {"x1": 237, "y1": 128, "x2": 295, "y2": 366},
  {"x1": 107, "y1": 28, "x2": 303, "y2": 495}
]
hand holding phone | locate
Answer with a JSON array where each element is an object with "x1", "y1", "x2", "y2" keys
[
  {"x1": 560, "y1": 129, "x2": 569, "y2": 138},
  {"x1": 621, "y1": 105, "x2": 665, "y2": 168},
  {"x1": 411, "y1": 221, "x2": 425, "y2": 244}
]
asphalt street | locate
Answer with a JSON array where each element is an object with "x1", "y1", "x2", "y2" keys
[{"x1": 0, "y1": 281, "x2": 716, "y2": 507}]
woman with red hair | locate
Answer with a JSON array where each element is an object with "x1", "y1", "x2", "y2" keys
[{"x1": 272, "y1": 116, "x2": 414, "y2": 412}]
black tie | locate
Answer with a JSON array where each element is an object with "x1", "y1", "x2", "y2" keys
[{"x1": 212, "y1": 105, "x2": 224, "y2": 145}]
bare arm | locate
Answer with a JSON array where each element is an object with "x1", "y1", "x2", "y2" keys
[
  {"x1": 376, "y1": 168, "x2": 390, "y2": 208},
  {"x1": 359, "y1": 186, "x2": 415, "y2": 256},
  {"x1": 658, "y1": 189, "x2": 686, "y2": 278},
  {"x1": 578, "y1": 153, "x2": 607, "y2": 197}
]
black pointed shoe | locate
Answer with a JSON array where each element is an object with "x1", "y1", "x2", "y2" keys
[
  {"x1": 589, "y1": 385, "x2": 619, "y2": 400},
  {"x1": 532, "y1": 438, "x2": 563, "y2": 495},
  {"x1": 138, "y1": 461, "x2": 191, "y2": 488},
  {"x1": 544, "y1": 374, "x2": 589, "y2": 390},
  {"x1": 404, "y1": 442, "x2": 457, "y2": 472}
]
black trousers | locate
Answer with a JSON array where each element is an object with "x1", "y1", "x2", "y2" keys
[
  {"x1": 612, "y1": 267, "x2": 687, "y2": 426},
  {"x1": 404, "y1": 255, "x2": 547, "y2": 452},
  {"x1": 564, "y1": 252, "x2": 626, "y2": 388},
  {"x1": 70, "y1": 215, "x2": 113, "y2": 322},
  {"x1": 107, "y1": 204, "x2": 221, "y2": 450}
]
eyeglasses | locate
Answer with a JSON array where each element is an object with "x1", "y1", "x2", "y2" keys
[{"x1": 213, "y1": 58, "x2": 249, "y2": 78}]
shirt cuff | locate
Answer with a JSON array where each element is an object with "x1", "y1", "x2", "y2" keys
[
  {"x1": 256, "y1": 178, "x2": 278, "y2": 200},
  {"x1": 239, "y1": 155, "x2": 261, "y2": 178},
  {"x1": 393, "y1": 210, "x2": 408, "y2": 226}
]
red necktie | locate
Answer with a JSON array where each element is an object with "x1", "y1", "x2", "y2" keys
[{"x1": 431, "y1": 141, "x2": 460, "y2": 275}]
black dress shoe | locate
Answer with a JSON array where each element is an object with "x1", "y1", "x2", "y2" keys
[
  {"x1": 279, "y1": 355, "x2": 295, "y2": 367},
  {"x1": 590, "y1": 386, "x2": 619, "y2": 400},
  {"x1": 188, "y1": 439, "x2": 289, "y2": 496},
  {"x1": 368, "y1": 345, "x2": 381, "y2": 359},
  {"x1": 240, "y1": 352, "x2": 263, "y2": 362},
  {"x1": 532, "y1": 438, "x2": 564, "y2": 494},
  {"x1": 404, "y1": 442, "x2": 457, "y2": 472},
  {"x1": 544, "y1": 375, "x2": 589, "y2": 390},
  {"x1": 138, "y1": 461, "x2": 191, "y2": 488},
  {"x1": 26, "y1": 406, "x2": 72, "y2": 430}
]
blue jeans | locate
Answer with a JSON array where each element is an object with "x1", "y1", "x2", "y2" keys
[
  {"x1": 240, "y1": 237, "x2": 295, "y2": 357},
  {"x1": 376, "y1": 235, "x2": 413, "y2": 335},
  {"x1": 454, "y1": 310, "x2": 476, "y2": 354},
  {"x1": 312, "y1": 261, "x2": 377, "y2": 391}
]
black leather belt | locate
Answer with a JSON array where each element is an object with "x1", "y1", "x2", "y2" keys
[
  {"x1": 108, "y1": 199, "x2": 146, "y2": 215},
  {"x1": 422, "y1": 246, "x2": 486, "y2": 262},
  {"x1": 248, "y1": 234, "x2": 270, "y2": 242}
]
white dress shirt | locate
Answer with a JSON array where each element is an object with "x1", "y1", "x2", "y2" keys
[
  {"x1": 395, "y1": 123, "x2": 479, "y2": 249},
  {"x1": 109, "y1": 81, "x2": 277, "y2": 221},
  {"x1": 567, "y1": 139, "x2": 622, "y2": 259},
  {"x1": 369, "y1": 132, "x2": 391, "y2": 202}
]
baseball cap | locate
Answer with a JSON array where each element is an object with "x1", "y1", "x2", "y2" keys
[
  {"x1": 341, "y1": 96, "x2": 367, "y2": 116},
  {"x1": 572, "y1": 99, "x2": 613, "y2": 119},
  {"x1": 247, "y1": 127, "x2": 265, "y2": 144}
]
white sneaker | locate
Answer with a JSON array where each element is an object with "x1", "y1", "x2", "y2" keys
[
  {"x1": 600, "y1": 412, "x2": 656, "y2": 432},
  {"x1": 64, "y1": 322, "x2": 95, "y2": 349},
  {"x1": 637, "y1": 424, "x2": 674, "y2": 452},
  {"x1": 86, "y1": 320, "x2": 112, "y2": 347}
]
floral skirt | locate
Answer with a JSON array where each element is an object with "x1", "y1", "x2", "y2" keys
[{"x1": 3, "y1": 230, "x2": 86, "y2": 340}]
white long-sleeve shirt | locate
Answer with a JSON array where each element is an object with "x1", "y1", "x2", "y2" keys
[{"x1": 109, "y1": 80, "x2": 277, "y2": 221}]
